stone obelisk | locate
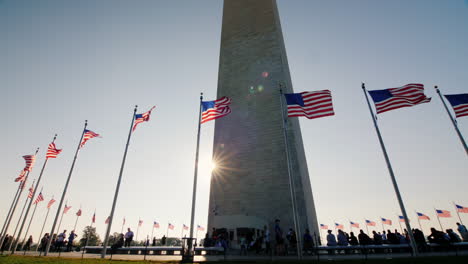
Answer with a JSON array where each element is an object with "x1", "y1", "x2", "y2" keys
[{"x1": 208, "y1": 0, "x2": 319, "y2": 243}]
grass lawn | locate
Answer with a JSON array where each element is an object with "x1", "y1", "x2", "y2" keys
[{"x1": 1, "y1": 255, "x2": 468, "y2": 264}]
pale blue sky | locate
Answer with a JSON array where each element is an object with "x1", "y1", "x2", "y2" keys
[{"x1": 1, "y1": 0, "x2": 467, "y2": 242}]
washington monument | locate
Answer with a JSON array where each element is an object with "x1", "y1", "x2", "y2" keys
[{"x1": 208, "y1": 0, "x2": 320, "y2": 244}]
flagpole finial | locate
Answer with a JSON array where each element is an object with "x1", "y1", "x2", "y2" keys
[
  {"x1": 434, "y1": 85, "x2": 441, "y2": 94},
  {"x1": 361, "y1": 83, "x2": 366, "y2": 89},
  {"x1": 84, "y1": 120, "x2": 88, "y2": 129},
  {"x1": 200, "y1": 92, "x2": 203, "y2": 100},
  {"x1": 35, "y1": 147, "x2": 40, "y2": 154},
  {"x1": 134, "y1": 105, "x2": 138, "y2": 113}
]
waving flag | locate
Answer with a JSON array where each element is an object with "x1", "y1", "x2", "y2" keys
[
  {"x1": 201, "y1": 97, "x2": 232, "y2": 123},
  {"x1": 381, "y1": 218, "x2": 392, "y2": 225},
  {"x1": 350, "y1": 221, "x2": 359, "y2": 228},
  {"x1": 133, "y1": 106, "x2": 156, "y2": 131},
  {"x1": 153, "y1": 221, "x2": 160, "y2": 228},
  {"x1": 33, "y1": 192, "x2": 44, "y2": 204},
  {"x1": 80, "y1": 129, "x2": 100, "y2": 148},
  {"x1": 335, "y1": 223, "x2": 344, "y2": 229},
  {"x1": 63, "y1": 205, "x2": 72, "y2": 214},
  {"x1": 47, "y1": 198, "x2": 56, "y2": 209},
  {"x1": 320, "y1": 224, "x2": 328, "y2": 230},
  {"x1": 46, "y1": 142, "x2": 62, "y2": 159},
  {"x1": 15, "y1": 155, "x2": 37, "y2": 182},
  {"x1": 444, "y1": 94, "x2": 468, "y2": 118},
  {"x1": 365, "y1": 220, "x2": 376, "y2": 226},
  {"x1": 138, "y1": 219, "x2": 143, "y2": 226},
  {"x1": 92, "y1": 213, "x2": 96, "y2": 224},
  {"x1": 456, "y1": 204, "x2": 468, "y2": 213},
  {"x1": 398, "y1": 216, "x2": 406, "y2": 222},
  {"x1": 28, "y1": 186, "x2": 35, "y2": 198},
  {"x1": 183, "y1": 224, "x2": 189, "y2": 230},
  {"x1": 197, "y1": 225, "x2": 205, "y2": 231},
  {"x1": 417, "y1": 212, "x2": 430, "y2": 220},
  {"x1": 436, "y1": 209, "x2": 451, "y2": 218},
  {"x1": 168, "y1": 223, "x2": 175, "y2": 230},
  {"x1": 105, "y1": 217, "x2": 110, "y2": 224},
  {"x1": 368, "y1": 83, "x2": 431, "y2": 114},
  {"x1": 284, "y1": 90, "x2": 335, "y2": 119},
  {"x1": 76, "y1": 209, "x2": 82, "y2": 216}
]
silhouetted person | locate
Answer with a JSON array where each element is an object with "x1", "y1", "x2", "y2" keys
[
  {"x1": 446, "y1": 229, "x2": 461, "y2": 243},
  {"x1": 386, "y1": 230, "x2": 398, "y2": 244},
  {"x1": 303, "y1": 229, "x2": 314, "y2": 255},
  {"x1": 358, "y1": 230, "x2": 371, "y2": 245},
  {"x1": 373, "y1": 231, "x2": 382, "y2": 245},
  {"x1": 124, "y1": 228, "x2": 134, "y2": 247},
  {"x1": 427, "y1": 228, "x2": 449, "y2": 245},
  {"x1": 161, "y1": 235, "x2": 166, "y2": 246},
  {"x1": 152, "y1": 237, "x2": 156, "y2": 246},
  {"x1": 111, "y1": 234, "x2": 124, "y2": 254},
  {"x1": 24, "y1": 235, "x2": 33, "y2": 251},
  {"x1": 456, "y1": 222, "x2": 468, "y2": 241},
  {"x1": 67, "y1": 231, "x2": 77, "y2": 251},
  {"x1": 348, "y1": 232, "x2": 358, "y2": 246}
]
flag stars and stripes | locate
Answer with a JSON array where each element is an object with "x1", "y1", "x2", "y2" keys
[
  {"x1": 47, "y1": 199, "x2": 56, "y2": 209},
  {"x1": 80, "y1": 129, "x2": 100, "y2": 148},
  {"x1": 444, "y1": 94, "x2": 468, "y2": 118},
  {"x1": 417, "y1": 212, "x2": 430, "y2": 220},
  {"x1": 365, "y1": 220, "x2": 376, "y2": 226},
  {"x1": 368, "y1": 83, "x2": 431, "y2": 114},
  {"x1": 285, "y1": 90, "x2": 335, "y2": 119},
  {"x1": 201, "y1": 97, "x2": 232, "y2": 124},
  {"x1": 381, "y1": 218, "x2": 392, "y2": 225},
  {"x1": 33, "y1": 192, "x2": 44, "y2": 204},
  {"x1": 133, "y1": 106, "x2": 156, "y2": 131},
  {"x1": 456, "y1": 204, "x2": 468, "y2": 213},
  {"x1": 436, "y1": 209, "x2": 451, "y2": 218},
  {"x1": 46, "y1": 142, "x2": 62, "y2": 159}
]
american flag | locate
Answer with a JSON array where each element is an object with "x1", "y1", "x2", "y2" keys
[
  {"x1": 33, "y1": 192, "x2": 44, "y2": 204},
  {"x1": 350, "y1": 221, "x2": 359, "y2": 228},
  {"x1": 436, "y1": 209, "x2": 451, "y2": 218},
  {"x1": 28, "y1": 186, "x2": 34, "y2": 198},
  {"x1": 417, "y1": 212, "x2": 430, "y2": 220},
  {"x1": 398, "y1": 216, "x2": 406, "y2": 222},
  {"x1": 197, "y1": 225, "x2": 205, "y2": 231},
  {"x1": 320, "y1": 224, "x2": 328, "y2": 230},
  {"x1": 201, "y1": 97, "x2": 232, "y2": 124},
  {"x1": 381, "y1": 218, "x2": 392, "y2": 225},
  {"x1": 444, "y1": 93, "x2": 468, "y2": 118},
  {"x1": 168, "y1": 223, "x2": 175, "y2": 230},
  {"x1": 80, "y1": 129, "x2": 100, "y2": 148},
  {"x1": 368, "y1": 83, "x2": 431, "y2": 114},
  {"x1": 365, "y1": 220, "x2": 376, "y2": 226},
  {"x1": 92, "y1": 213, "x2": 96, "y2": 224},
  {"x1": 133, "y1": 106, "x2": 156, "y2": 131},
  {"x1": 284, "y1": 90, "x2": 335, "y2": 119},
  {"x1": 335, "y1": 223, "x2": 344, "y2": 229},
  {"x1": 105, "y1": 217, "x2": 110, "y2": 224},
  {"x1": 47, "y1": 198, "x2": 56, "y2": 209},
  {"x1": 76, "y1": 209, "x2": 82, "y2": 216},
  {"x1": 183, "y1": 224, "x2": 189, "y2": 230},
  {"x1": 138, "y1": 219, "x2": 143, "y2": 226},
  {"x1": 153, "y1": 221, "x2": 160, "y2": 228},
  {"x1": 63, "y1": 205, "x2": 72, "y2": 214},
  {"x1": 15, "y1": 155, "x2": 36, "y2": 182},
  {"x1": 456, "y1": 204, "x2": 468, "y2": 213},
  {"x1": 46, "y1": 142, "x2": 62, "y2": 159},
  {"x1": 22, "y1": 155, "x2": 36, "y2": 172}
]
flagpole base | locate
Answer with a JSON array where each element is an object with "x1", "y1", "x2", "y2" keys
[{"x1": 180, "y1": 237, "x2": 196, "y2": 263}]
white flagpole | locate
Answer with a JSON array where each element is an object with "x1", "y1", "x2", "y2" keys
[
  {"x1": 0, "y1": 184, "x2": 22, "y2": 240},
  {"x1": 45, "y1": 121, "x2": 88, "y2": 256},
  {"x1": 55, "y1": 201, "x2": 68, "y2": 239},
  {"x1": 136, "y1": 219, "x2": 141, "y2": 242},
  {"x1": 73, "y1": 207, "x2": 81, "y2": 232},
  {"x1": 435, "y1": 86, "x2": 468, "y2": 155},
  {"x1": 13, "y1": 135, "x2": 58, "y2": 254},
  {"x1": 186, "y1": 93, "x2": 203, "y2": 261},
  {"x1": 21, "y1": 187, "x2": 44, "y2": 252},
  {"x1": 0, "y1": 148, "x2": 38, "y2": 250},
  {"x1": 434, "y1": 208, "x2": 444, "y2": 231},
  {"x1": 101, "y1": 106, "x2": 137, "y2": 258},
  {"x1": 150, "y1": 222, "x2": 155, "y2": 242},
  {"x1": 36, "y1": 196, "x2": 53, "y2": 252},
  {"x1": 279, "y1": 86, "x2": 303, "y2": 259},
  {"x1": 362, "y1": 83, "x2": 418, "y2": 256},
  {"x1": 453, "y1": 202, "x2": 464, "y2": 225},
  {"x1": 8, "y1": 179, "x2": 36, "y2": 252}
]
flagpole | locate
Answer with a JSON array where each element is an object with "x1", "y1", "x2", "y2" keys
[
  {"x1": 55, "y1": 201, "x2": 68, "y2": 239},
  {"x1": 21, "y1": 187, "x2": 44, "y2": 252},
  {"x1": 73, "y1": 208, "x2": 81, "y2": 232},
  {"x1": 435, "y1": 86, "x2": 468, "y2": 155},
  {"x1": 13, "y1": 135, "x2": 58, "y2": 254},
  {"x1": 121, "y1": 218, "x2": 125, "y2": 234},
  {"x1": 435, "y1": 208, "x2": 443, "y2": 231},
  {"x1": 415, "y1": 211, "x2": 423, "y2": 231},
  {"x1": 101, "y1": 106, "x2": 137, "y2": 258},
  {"x1": 45, "y1": 121, "x2": 88, "y2": 256},
  {"x1": 36, "y1": 197, "x2": 53, "y2": 252},
  {"x1": 186, "y1": 93, "x2": 203, "y2": 262},
  {"x1": 279, "y1": 86, "x2": 303, "y2": 259},
  {"x1": 0, "y1": 184, "x2": 22, "y2": 240},
  {"x1": 398, "y1": 218, "x2": 403, "y2": 234},
  {"x1": 0, "y1": 148, "x2": 38, "y2": 250},
  {"x1": 365, "y1": 220, "x2": 369, "y2": 235},
  {"x1": 81, "y1": 212, "x2": 94, "y2": 259},
  {"x1": 150, "y1": 222, "x2": 155, "y2": 242},
  {"x1": 8, "y1": 179, "x2": 36, "y2": 252},
  {"x1": 136, "y1": 219, "x2": 141, "y2": 242},
  {"x1": 362, "y1": 83, "x2": 418, "y2": 256},
  {"x1": 453, "y1": 202, "x2": 464, "y2": 225}
]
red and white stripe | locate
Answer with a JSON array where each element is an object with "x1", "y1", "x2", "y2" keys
[
  {"x1": 28, "y1": 187, "x2": 34, "y2": 198},
  {"x1": 15, "y1": 170, "x2": 27, "y2": 182},
  {"x1": 183, "y1": 224, "x2": 189, "y2": 230},
  {"x1": 63, "y1": 205, "x2": 72, "y2": 214},
  {"x1": 350, "y1": 222, "x2": 359, "y2": 228},
  {"x1": 456, "y1": 204, "x2": 468, "y2": 213},
  {"x1": 381, "y1": 218, "x2": 392, "y2": 225},
  {"x1": 168, "y1": 223, "x2": 175, "y2": 230},
  {"x1": 373, "y1": 84, "x2": 431, "y2": 114},
  {"x1": 132, "y1": 106, "x2": 156, "y2": 131},
  {"x1": 46, "y1": 142, "x2": 62, "y2": 159},
  {"x1": 80, "y1": 130, "x2": 100, "y2": 148},
  {"x1": 76, "y1": 209, "x2": 82, "y2": 216},
  {"x1": 197, "y1": 225, "x2": 205, "y2": 231},
  {"x1": 452, "y1": 103, "x2": 468, "y2": 118},
  {"x1": 47, "y1": 198, "x2": 56, "y2": 209},
  {"x1": 436, "y1": 209, "x2": 451, "y2": 218},
  {"x1": 33, "y1": 192, "x2": 44, "y2": 204},
  {"x1": 105, "y1": 217, "x2": 110, "y2": 224},
  {"x1": 287, "y1": 90, "x2": 335, "y2": 119},
  {"x1": 201, "y1": 97, "x2": 232, "y2": 123},
  {"x1": 320, "y1": 224, "x2": 328, "y2": 229}
]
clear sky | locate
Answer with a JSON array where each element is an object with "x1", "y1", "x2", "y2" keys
[{"x1": 1, "y1": 0, "x2": 467, "y2": 243}]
